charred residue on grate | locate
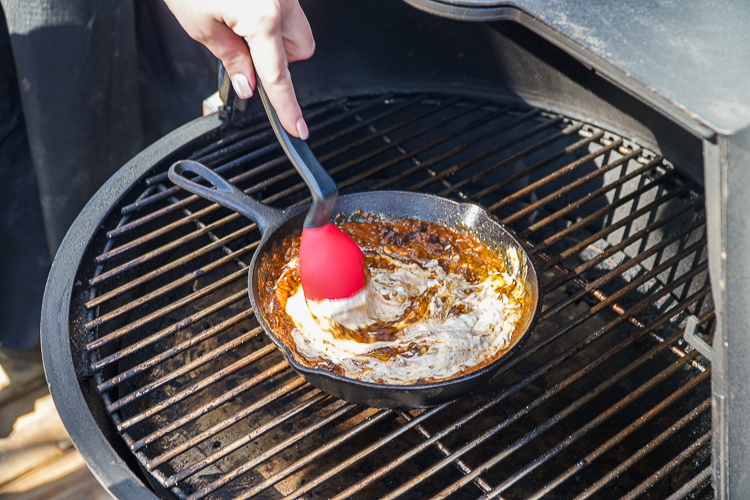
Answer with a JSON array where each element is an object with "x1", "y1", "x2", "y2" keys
[{"x1": 72, "y1": 93, "x2": 712, "y2": 499}]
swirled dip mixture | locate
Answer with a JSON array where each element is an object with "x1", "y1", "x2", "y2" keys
[{"x1": 260, "y1": 215, "x2": 532, "y2": 385}]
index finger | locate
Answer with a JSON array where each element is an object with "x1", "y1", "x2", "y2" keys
[{"x1": 246, "y1": 31, "x2": 308, "y2": 139}]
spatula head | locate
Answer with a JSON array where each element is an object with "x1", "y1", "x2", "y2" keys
[{"x1": 299, "y1": 222, "x2": 366, "y2": 301}]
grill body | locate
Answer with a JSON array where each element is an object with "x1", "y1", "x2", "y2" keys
[{"x1": 42, "y1": 0, "x2": 749, "y2": 498}]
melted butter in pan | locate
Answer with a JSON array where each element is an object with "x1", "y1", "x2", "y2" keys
[{"x1": 261, "y1": 216, "x2": 532, "y2": 385}]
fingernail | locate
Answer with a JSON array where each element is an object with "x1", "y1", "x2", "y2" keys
[
  {"x1": 296, "y1": 118, "x2": 309, "y2": 140},
  {"x1": 232, "y1": 73, "x2": 253, "y2": 99}
]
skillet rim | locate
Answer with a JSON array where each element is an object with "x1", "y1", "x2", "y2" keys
[{"x1": 246, "y1": 190, "x2": 544, "y2": 396}]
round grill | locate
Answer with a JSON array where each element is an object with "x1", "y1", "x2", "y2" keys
[{"x1": 61, "y1": 92, "x2": 713, "y2": 499}]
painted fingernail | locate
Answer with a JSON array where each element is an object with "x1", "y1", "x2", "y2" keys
[
  {"x1": 232, "y1": 73, "x2": 253, "y2": 99},
  {"x1": 296, "y1": 118, "x2": 309, "y2": 140}
]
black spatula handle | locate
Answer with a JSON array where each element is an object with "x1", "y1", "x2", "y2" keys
[{"x1": 255, "y1": 79, "x2": 337, "y2": 229}]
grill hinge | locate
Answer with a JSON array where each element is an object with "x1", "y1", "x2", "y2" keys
[{"x1": 683, "y1": 315, "x2": 713, "y2": 362}]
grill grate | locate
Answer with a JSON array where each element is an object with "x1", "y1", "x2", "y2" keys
[{"x1": 75, "y1": 92, "x2": 713, "y2": 499}]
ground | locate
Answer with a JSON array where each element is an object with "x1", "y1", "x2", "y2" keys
[{"x1": 0, "y1": 349, "x2": 111, "y2": 500}]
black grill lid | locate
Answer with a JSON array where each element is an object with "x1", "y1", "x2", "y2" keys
[{"x1": 403, "y1": 0, "x2": 750, "y2": 137}]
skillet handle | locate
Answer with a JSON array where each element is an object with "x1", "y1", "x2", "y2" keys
[{"x1": 168, "y1": 160, "x2": 283, "y2": 234}]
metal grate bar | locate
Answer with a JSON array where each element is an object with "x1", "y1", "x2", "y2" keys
[
  {"x1": 406, "y1": 120, "x2": 580, "y2": 193},
  {"x1": 412, "y1": 284, "x2": 712, "y2": 498},
  {"x1": 124, "y1": 95, "x2": 415, "y2": 218},
  {"x1": 529, "y1": 380, "x2": 711, "y2": 499},
  {"x1": 87, "y1": 269, "x2": 247, "y2": 349},
  {"x1": 135, "y1": 377, "x2": 308, "y2": 453},
  {"x1": 532, "y1": 235, "x2": 706, "y2": 363},
  {"x1": 665, "y1": 466, "x2": 713, "y2": 500},
  {"x1": 189, "y1": 97, "x2": 347, "y2": 164},
  {"x1": 306, "y1": 94, "x2": 425, "y2": 150},
  {"x1": 97, "y1": 311, "x2": 256, "y2": 390},
  {"x1": 364, "y1": 105, "x2": 477, "y2": 198},
  {"x1": 563, "y1": 394, "x2": 711, "y2": 499},
  {"x1": 152, "y1": 385, "x2": 323, "y2": 471},
  {"x1": 480, "y1": 366, "x2": 711, "y2": 500},
  {"x1": 99, "y1": 181, "x2": 251, "y2": 265},
  {"x1": 334, "y1": 104, "x2": 501, "y2": 191},
  {"x1": 489, "y1": 137, "x2": 628, "y2": 213},
  {"x1": 114, "y1": 346, "x2": 280, "y2": 423},
  {"x1": 162, "y1": 391, "x2": 329, "y2": 485},
  {"x1": 88, "y1": 282, "x2": 246, "y2": 352},
  {"x1": 202, "y1": 95, "x2": 382, "y2": 165},
  {"x1": 270, "y1": 405, "x2": 445, "y2": 500},
  {"x1": 109, "y1": 95, "x2": 455, "y2": 239},
  {"x1": 545, "y1": 210, "x2": 705, "y2": 293},
  {"x1": 443, "y1": 129, "x2": 602, "y2": 201},
  {"x1": 85, "y1": 239, "x2": 254, "y2": 318},
  {"x1": 117, "y1": 354, "x2": 283, "y2": 430},
  {"x1": 619, "y1": 432, "x2": 712, "y2": 500},
  {"x1": 89, "y1": 218, "x2": 256, "y2": 286},
  {"x1": 539, "y1": 193, "x2": 702, "y2": 274},
  {"x1": 103, "y1": 194, "x2": 247, "y2": 263},
  {"x1": 520, "y1": 174, "x2": 677, "y2": 247},
  {"x1": 531, "y1": 240, "x2": 708, "y2": 373},
  {"x1": 86, "y1": 239, "x2": 257, "y2": 314},
  {"x1": 327, "y1": 280, "x2": 709, "y2": 500},
  {"x1": 500, "y1": 146, "x2": 646, "y2": 224},
  {"x1": 260, "y1": 99, "x2": 494, "y2": 206},
  {"x1": 540, "y1": 235, "x2": 704, "y2": 325},
  {"x1": 371, "y1": 110, "x2": 558, "y2": 190},
  {"x1": 435, "y1": 125, "x2": 586, "y2": 198},
  {"x1": 90, "y1": 290, "x2": 247, "y2": 363},
  {"x1": 94, "y1": 97, "x2": 472, "y2": 285},
  {"x1": 81, "y1": 93, "x2": 711, "y2": 500},
  {"x1": 230, "y1": 410, "x2": 392, "y2": 500},
  {"x1": 139, "y1": 97, "x2": 352, "y2": 194},
  {"x1": 200, "y1": 96, "x2": 375, "y2": 168},
  {"x1": 159, "y1": 184, "x2": 252, "y2": 265},
  {"x1": 248, "y1": 107, "x2": 541, "y2": 213},
  {"x1": 185, "y1": 401, "x2": 364, "y2": 499},
  {"x1": 237, "y1": 96, "x2": 472, "y2": 206},
  {"x1": 402, "y1": 337, "x2": 706, "y2": 500},
  {"x1": 231, "y1": 94, "x2": 441, "y2": 198},
  {"x1": 493, "y1": 279, "x2": 710, "y2": 394},
  {"x1": 96, "y1": 299, "x2": 240, "y2": 372},
  {"x1": 525, "y1": 175, "x2": 682, "y2": 252},
  {"x1": 177, "y1": 119, "x2": 271, "y2": 167},
  {"x1": 468, "y1": 133, "x2": 616, "y2": 202},
  {"x1": 541, "y1": 237, "x2": 705, "y2": 322},
  {"x1": 395, "y1": 410, "x2": 495, "y2": 494}
]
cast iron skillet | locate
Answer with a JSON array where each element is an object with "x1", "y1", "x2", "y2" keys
[{"x1": 168, "y1": 160, "x2": 542, "y2": 408}]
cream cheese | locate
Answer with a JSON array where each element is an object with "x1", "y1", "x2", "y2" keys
[{"x1": 282, "y1": 246, "x2": 527, "y2": 385}]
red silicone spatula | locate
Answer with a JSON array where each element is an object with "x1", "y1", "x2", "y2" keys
[{"x1": 256, "y1": 80, "x2": 366, "y2": 301}]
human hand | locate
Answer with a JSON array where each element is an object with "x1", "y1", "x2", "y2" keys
[{"x1": 164, "y1": 0, "x2": 315, "y2": 139}]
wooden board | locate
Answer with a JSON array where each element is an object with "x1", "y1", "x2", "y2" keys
[
  {"x1": 0, "y1": 384, "x2": 112, "y2": 500},
  {"x1": 0, "y1": 447, "x2": 111, "y2": 500}
]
